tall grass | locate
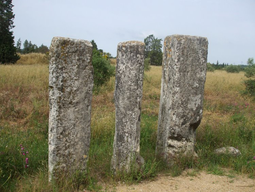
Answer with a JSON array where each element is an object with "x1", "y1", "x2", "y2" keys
[
  {"x1": 0, "y1": 65, "x2": 254, "y2": 191},
  {"x1": 16, "y1": 53, "x2": 49, "y2": 65}
]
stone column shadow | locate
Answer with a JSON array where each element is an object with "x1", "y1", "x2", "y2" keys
[
  {"x1": 48, "y1": 37, "x2": 93, "y2": 180},
  {"x1": 111, "y1": 41, "x2": 145, "y2": 173},
  {"x1": 156, "y1": 35, "x2": 208, "y2": 165}
]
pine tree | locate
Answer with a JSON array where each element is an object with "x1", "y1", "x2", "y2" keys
[{"x1": 0, "y1": 0, "x2": 19, "y2": 64}]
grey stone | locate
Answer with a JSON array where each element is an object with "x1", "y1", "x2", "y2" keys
[
  {"x1": 48, "y1": 37, "x2": 93, "y2": 180},
  {"x1": 111, "y1": 41, "x2": 145, "y2": 173},
  {"x1": 156, "y1": 35, "x2": 208, "y2": 163},
  {"x1": 214, "y1": 147, "x2": 241, "y2": 157}
]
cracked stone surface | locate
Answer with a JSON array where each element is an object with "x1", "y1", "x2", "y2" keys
[
  {"x1": 156, "y1": 35, "x2": 208, "y2": 164},
  {"x1": 48, "y1": 37, "x2": 93, "y2": 179},
  {"x1": 111, "y1": 41, "x2": 145, "y2": 173}
]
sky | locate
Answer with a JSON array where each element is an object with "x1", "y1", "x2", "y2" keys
[{"x1": 12, "y1": 0, "x2": 255, "y2": 65}]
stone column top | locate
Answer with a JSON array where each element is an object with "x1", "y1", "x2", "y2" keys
[
  {"x1": 118, "y1": 41, "x2": 145, "y2": 46},
  {"x1": 50, "y1": 37, "x2": 92, "y2": 49},
  {"x1": 165, "y1": 34, "x2": 208, "y2": 41}
]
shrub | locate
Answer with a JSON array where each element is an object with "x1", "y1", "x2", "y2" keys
[
  {"x1": 244, "y1": 79, "x2": 255, "y2": 97},
  {"x1": 92, "y1": 50, "x2": 115, "y2": 88},
  {"x1": 225, "y1": 65, "x2": 241, "y2": 73},
  {"x1": 206, "y1": 63, "x2": 215, "y2": 72},
  {"x1": 245, "y1": 66, "x2": 255, "y2": 78},
  {"x1": 144, "y1": 58, "x2": 151, "y2": 71},
  {"x1": 245, "y1": 58, "x2": 255, "y2": 78},
  {"x1": 244, "y1": 58, "x2": 255, "y2": 97},
  {"x1": 149, "y1": 51, "x2": 162, "y2": 66}
]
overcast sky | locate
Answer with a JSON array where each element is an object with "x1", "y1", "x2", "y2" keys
[{"x1": 12, "y1": 0, "x2": 254, "y2": 64}]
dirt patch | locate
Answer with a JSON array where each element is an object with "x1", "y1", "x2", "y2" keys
[{"x1": 102, "y1": 171, "x2": 254, "y2": 192}]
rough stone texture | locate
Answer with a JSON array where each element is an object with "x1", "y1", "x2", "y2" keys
[
  {"x1": 156, "y1": 35, "x2": 208, "y2": 163},
  {"x1": 111, "y1": 41, "x2": 145, "y2": 173},
  {"x1": 214, "y1": 147, "x2": 241, "y2": 157},
  {"x1": 48, "y1": 37, "x2": 93, "y2": 179}
]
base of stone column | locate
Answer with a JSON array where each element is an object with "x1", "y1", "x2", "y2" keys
[
  {"x1": 49, "y1": 166, "x2": 87, "y2": 182},
  {"x1": 111, "y1": 153, "x2": 145, "y2": 174},
  {"x1": 161, "y1": 139, "x2": 198, "y2": 167}
]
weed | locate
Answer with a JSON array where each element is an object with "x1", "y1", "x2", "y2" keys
[
  {"x1": 186, "y1": 169, "x2": 199, "y2": 177},
  {"x1": 207, "y1": 165, "x2": 225, "y2": 176}
]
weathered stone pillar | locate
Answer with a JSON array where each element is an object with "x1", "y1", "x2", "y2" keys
[
  {"x1": 48, "y1": 37, "x2": 93, "y2": 179},
  {"x1": 156, "y1": 35, "x2": 208, "y2": 164},
  {"x1": 111, "y1": 41, "x2": 145, "y2": 173}
]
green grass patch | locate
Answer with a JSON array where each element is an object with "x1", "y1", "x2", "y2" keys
[{"x1": 0, "y1": 124, "x2": 48, "y2": 191}]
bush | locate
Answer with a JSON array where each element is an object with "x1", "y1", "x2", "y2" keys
[
  {"x1": 244, "y1": 79, "x2": 255, "y2": 97},
  {"x1": 207, "y1": 63, "x2": 215, "y2": 72},
  {"x1": 243, "y1": 58, "x2": 255, "y2": 98},
  {"x1": 150, "y1": 51, "x2": 162, "y2": 66},
  {"x1": 225, "y1": 65, "x2": 241, "y2": 73},
  {"x1": 245, "y1": 66, "x2": 255, "y2": 78},
  {"x1": 92, "y1": 50, "x2": 115, "y2": 88},
  {"x1": 144, "y1": 58, "x2": 151, "y2": 71},
  {"x1": 245, "y1": 58, "x2": 255, "y2": 78}
]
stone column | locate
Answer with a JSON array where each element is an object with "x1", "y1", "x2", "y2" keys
[
  {"x1": 111, "y1": 41, "x2": 145, "y2": 173},
  {"x1": 156, "y1": 35, "x2": 208, "y2": 164},
  {"x1": 48, "y1": 37, "x2": 93, "y2": 179}
]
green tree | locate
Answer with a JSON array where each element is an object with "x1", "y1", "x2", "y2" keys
[
  {"x1": 207, "y1": 62, "x2": 215, "y2": 72},
  {"x1": 91, "y1": 40, "x2": 98, "y2": 50},
  {"x1": 23, "y1": 39, "x2": 29, "y2": 54},
  {"x1": 22, "y1": 39, "x2": 38, "y2": 54},
  {"x1": 144, "y1": 34, "x2": 154, "y2": 58},
  {"x1": 28, "y1": 41, "x2": 38, "y2": 53},
  {"x1": 144, "y1": 34, "x2": 162, "y2": 66},
  {"x1": 16, "y1": 38, "x2": 22, "y2": 53},
  {"x1": 37, "y1": 44, "x2": 49, "y2": 54},
  {"x1": 0, "y1": 0, "x2": 19, "y2": 64}
]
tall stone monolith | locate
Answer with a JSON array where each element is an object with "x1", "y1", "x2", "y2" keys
[
  {"x1": 48, "y1": 37, "x2": 93, "y2": 180},
  {"x1": 111, "y1": 41, "x2": 145, "y2": 173},
  {"x1": 156, "y1": 35, "x2": 208, "y2": 164}
]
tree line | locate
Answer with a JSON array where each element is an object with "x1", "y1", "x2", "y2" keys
[{"x1": 16, "y1": 39, "x2": 49, "y2": 54}]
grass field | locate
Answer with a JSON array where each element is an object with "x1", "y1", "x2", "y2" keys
[{"x1": 0, "y1": 62, "x2": 255, "y2": 191}]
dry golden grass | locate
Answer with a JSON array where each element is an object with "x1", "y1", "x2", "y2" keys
[
  {"x1": 142, "y1": 66, "x2": 162, "y2": 116},
  {"x1": 16, "y1": 53, "x2": 49, "y2": 65},
  {"x1": 205, "y1": 70, "x2": 247, "y2": 100},
  {"x1": 110, "y1": 58, "x2": 116, "y2": 65},
  {"x1": 203, "y1": 71, "x2": 254, "y2": 125},
  {"x1": 0, "y1": 64, "x2": 48, "y2": 127},
  {"x1": 1, "y1": 64, "x2": 253, "y2": 130},
  {"x1": 142, "y1": 67, "x2": 255, "y2": 129}
]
